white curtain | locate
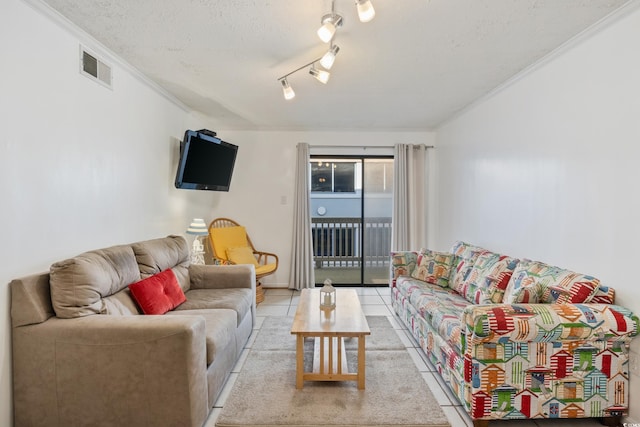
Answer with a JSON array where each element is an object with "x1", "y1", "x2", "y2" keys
[
  {"x1": 391, "y1": 143, "x2": 429, "y2": 251},
  {"x1": 289, "y1": 143, "x2": 315, "y2": 290}
]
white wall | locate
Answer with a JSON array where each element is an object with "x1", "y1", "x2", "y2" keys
[
  {"x1": 181, "y1": 130, "x2": 435, "y2": 287},
  {"x1": 435, "y1": 4, "x2": 640, "y2": 421},
  {"x1": 0, "y1": 1, "x2": 205, "y2": 425}
]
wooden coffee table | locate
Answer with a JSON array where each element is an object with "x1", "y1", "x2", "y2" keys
[{"x1": 290, "y1": 289, "x2": 370, "y2": 389}]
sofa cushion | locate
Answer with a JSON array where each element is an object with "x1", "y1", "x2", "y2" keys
[
  {"x1": 503, "y1": 262, "x2": 542, "y2": 304},
  {"x1": 166, "y1": 308, "x2": 237, "y2": 366},
  {"x1": 411, "y1": 250, "x2": 453, "y2": 288},
  {"x1": 177, "y1": 288, "x2": 253, "y2": 325},
  {"x1": 131, "y1": 235, "x2": 190, "y2": 292},
  {"x1": 505, "y1": 259, "x2": 600, "y2": 304},
  {"x1": 591, "y1": 284, "x2": 615, "y2": 304},
  {"x1": 449, "y1": 241, "x2": 486, "y2": 294},
  {"x1": 460, "y1": 251, "x2": 519, "y2": 304},
  {"x1": 129, "y1": 269, "x2": 186, "y2": 315},
  {"x1": 390, "y1": 251, "x2": 419, "y2": 285},
  {"x1": 50, "y1": 245, "x2": 141, "y2": 318},
  {"x1": 396, "y1": 276, "x2": 471, "y2": 353},
  {"x1": 539, "y1": 266, "x2": 600, "y2": 304}
]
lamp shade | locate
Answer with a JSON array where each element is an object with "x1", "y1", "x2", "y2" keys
[
  {"x1": 317, "y1": 21, "x2": 336, "y2": 43},
  {"x1": 356, "y1": 0, "x2": 375, "y2": 22},
  {"x1": 309, "y1": 67, "x2": 330, "y2": 84},
  {"x1": 186, "y1": 218, "x2": 208, "y2": 235},
  {"x1": 320, "y1": 45, "x2": 340, "y2": 70},
  {"x1": 281, "y1": 78, "x2": 295, "y2": 100}
]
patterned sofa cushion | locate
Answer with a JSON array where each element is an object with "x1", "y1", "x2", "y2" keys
[
  {"x1": 504, "y1": 259, "x2": 600, "y2": 304},
  {"x1": 591, "y1": 284, "x2": 615, "y2": 304},
  {"x1": 449, "y1": 241, "x2": 487, "y2": 294},
  {"x1": 460, "y1": 251, "x2": 520, "y2": 304},
  {"x1": 411, "y1": 249, "x2": 454, "y2": 288},
  {"x1": 396, "y1": 276, "x2": 471, "y2": 353},
  {"x1": 390, "y1": 251, "x2": 419, "y2": 285}
]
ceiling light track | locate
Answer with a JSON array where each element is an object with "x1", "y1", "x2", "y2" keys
[{"x1": 277, "y1": 0, "x2": 375, "y2": 101}]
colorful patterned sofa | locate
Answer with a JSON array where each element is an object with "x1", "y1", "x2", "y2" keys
[{"x1": 390, "y1": 241, "x2": 639, "y2": 427}]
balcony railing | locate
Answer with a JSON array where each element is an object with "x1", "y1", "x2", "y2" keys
[{"x1": 311, "y1": 217, "x2": 391, "y2": 268}]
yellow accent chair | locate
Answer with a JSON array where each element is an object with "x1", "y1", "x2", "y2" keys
[{"x1": 208, "y1": 218, "x2": 278, "y2": 304}]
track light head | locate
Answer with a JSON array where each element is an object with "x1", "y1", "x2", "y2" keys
[
  {"x1": 356, "y1": 0, "x2": 375, "y2": 23},
  {"x1": 280, "y1": 78, "x2": 295, "y2": 100},
  {"x1": 317, "y1": 13, "x2": 343, "y2": 43},
  {"x1": 320, "y1": 45, "x2": 340, "y2": 70},
  {"x1": 309, "y1": 65, "x2": 331, "y2": 84}
]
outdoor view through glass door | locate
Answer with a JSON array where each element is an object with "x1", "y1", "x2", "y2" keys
[{"x1": 310, "y1": 156, "x2": 393, "y2": 286}]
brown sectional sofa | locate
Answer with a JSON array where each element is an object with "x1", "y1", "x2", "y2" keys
[{"x1": 10, "y1": 235, "x2": 256, "y2": 427}]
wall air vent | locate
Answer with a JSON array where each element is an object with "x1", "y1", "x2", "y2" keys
[{"x1": 80, "y1": 46, "x2": 112, "y2": 89}]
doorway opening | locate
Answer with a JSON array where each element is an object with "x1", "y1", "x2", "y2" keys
[{"x1": 310, "y1": 156, "x2": 393, "y2": 286}]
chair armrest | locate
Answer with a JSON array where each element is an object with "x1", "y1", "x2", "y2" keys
[
  {"x1": 12, "y1": 315, "x2": 209, "y2": 427},
  {"x1": 389, "y1": 251, "x2": 419, "y2": 287},
  {"x1": 461, "y1": 303, "x2": 640, "y2": 349},
  {"x1": 254, "y1": 250, "x2": 278, "y2": 267},
  {"x1": 189, "y1": 263, "x2": 256, "y2": 290}
]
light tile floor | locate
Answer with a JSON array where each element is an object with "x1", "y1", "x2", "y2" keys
[{"x1": 204, "y1": 287, "x2": 605, "y2": 427}]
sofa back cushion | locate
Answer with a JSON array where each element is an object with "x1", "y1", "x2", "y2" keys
[
  {"x1": 411, "y1": 249, "x2": 454, "y2": 288},
  {"x1": 504, "y1": 259, "x2": 600, "y2": 304},
  {"x1": 50, "y1": 245, "x2": 142, "y2": 318},
  {"x1": 460, "y1": 251, "x2": 519, "y2": 304},
  {"x1": 449, "y1": 241, "x2": 486, "y2": 294},
  {"x1": 390, "y1": 251, "x2": 419, "y2": 287},
  {"x1": 590, "y1": 284, "x2": 615, "y2": 304},
  {"x1": 131, "y1": 235, "x2": 190, "y2": 292}
]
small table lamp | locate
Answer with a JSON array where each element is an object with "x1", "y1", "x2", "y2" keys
[{"x1": 186, "y1": 218, "x2": 209, "y2": 264}]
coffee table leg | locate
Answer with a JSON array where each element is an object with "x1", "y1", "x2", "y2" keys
[
  {"x1": 296, "y1": 334, "x2": 304, "y2": 389},
  {"x1": 358, "y1": 335, "x2": 366, "y2": 389}
]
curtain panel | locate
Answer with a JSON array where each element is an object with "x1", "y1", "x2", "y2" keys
[
  {"x1": 288, "y1": 143, "x2": 315, "y2": 290},
  {"x1": 391, "y1": 143, "x2": 428, "y2": 251}
]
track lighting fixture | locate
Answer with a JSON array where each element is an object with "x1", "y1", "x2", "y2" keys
[
  {"x1": 276, "y1": 0, "x2": 375, "y2": 100},
  {"x1": 320, "y1": 45, "x2": 340, "y2": 70},
  {"x1": 356, "y1": 0, "x2": 375, "y2": 23},
  {"x1": 309, "y1": 65, "x2": 331, "y2": 84},
  {"x1": 280, "y1": 78, "x2": 295, "y2": 100}
]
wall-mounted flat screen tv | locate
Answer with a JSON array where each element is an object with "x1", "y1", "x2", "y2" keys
[{"x1": 174, "y1": 129, "x2": 238, "y2": 191}]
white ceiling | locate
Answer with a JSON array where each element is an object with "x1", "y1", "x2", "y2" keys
[{"x1": 39, "y1": 0, "x2": 632, "y2": 131}]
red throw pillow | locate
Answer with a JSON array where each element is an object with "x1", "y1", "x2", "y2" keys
[{"x1": 129, "y1": 269, "x2": 186, "y2": 315}]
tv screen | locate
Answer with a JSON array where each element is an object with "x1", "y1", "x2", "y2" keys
[{"x1": 174, "y1": 129, "x2": 238, "y2": 191}]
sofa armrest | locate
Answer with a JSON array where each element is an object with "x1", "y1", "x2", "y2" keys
[
  {"x1": 461, "y1": 303, "x2": 639, "y2": 348},
  {"x1": 189, "y1": 263, "x2": 256, "y2": 290},
  {"x1": 389, "y1": 251, "x2": 419, "y2": 287},
  {"x1": 12, "y1": 314, "x2": 209, "y2": 427}
]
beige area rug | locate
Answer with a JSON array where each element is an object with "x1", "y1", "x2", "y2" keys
[{"x1": 216, "y1": 316, "x2": 450, "y2": 427}]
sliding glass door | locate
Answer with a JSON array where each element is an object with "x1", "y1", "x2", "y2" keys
[{"x1": 310, "y1": 156, "x2": 393, "y2": 286}]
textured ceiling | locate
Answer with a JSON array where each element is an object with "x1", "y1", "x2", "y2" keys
[{"x1": 39, "y1": 0, "x2": 632, "y2": 131}]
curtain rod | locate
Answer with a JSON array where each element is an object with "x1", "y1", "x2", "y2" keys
[{"x1": 309, "y1": 144, "x2": 434, "y2": 149}]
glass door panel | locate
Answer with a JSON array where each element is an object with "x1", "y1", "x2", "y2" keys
[
  {"x1": 363, "y1": 159, "x2": 393, "y2": 285},
  {"x1": 310, "y1": 156, "x2": 392, "y2": 286},
  {"x1": 311, "y1": 158, "x2": 362, "y2": 285}
]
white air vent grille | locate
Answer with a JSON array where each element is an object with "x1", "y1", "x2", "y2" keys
[{"x1": 80, "y1": 46, "x2": 112, "y2": 89}]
